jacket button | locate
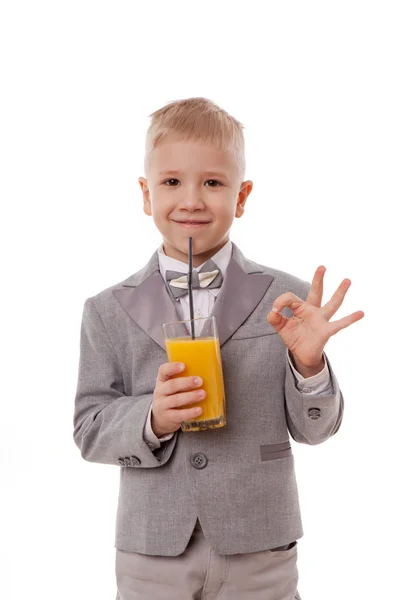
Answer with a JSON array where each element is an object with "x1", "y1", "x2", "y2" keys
[
  {"x1": 118, "y1": 458, "x2": 126, "y2": 466},
  {"x1": 308, "y1": 407, "x2": 321, "y2": 420},
  {"x1": 130, "y1": 455, "x2": 141, "y2": 466},
  {"x1": 190, "y1": 453, "x2": 208, "y2": 469}
]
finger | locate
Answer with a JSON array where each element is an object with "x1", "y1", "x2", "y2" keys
[
  {"x1": 171, "y1": 405, "x2": 203, "y2": 423},
  {"x1": 321, "y1": 279, "x2": 351, "y2": 320},
  {"x1": 307, "y1": 266, "x2": 326, "y2": 307},
  {"x1": 167, "y1": 389, "x2": 206, "y2": 409},
  {"x1": 157, "y1": 361, "x2": 185, "y2": 383},
  {"x1": 266, "y1": 309, "x2": 290, "y2": 332},
  {"x1": 328, "y1": 310, "x2": 365, "y2": 336},
  {"x1": 162, "y1": 375, "x2": 203, "y2": 396},
  {"x1": 270, "y1": 292, "x2": 304, "y2": 314},
  {"x1": 268, "y1": 292, "x2": 303, "y2": 332}
]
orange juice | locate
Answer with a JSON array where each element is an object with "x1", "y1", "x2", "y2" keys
[{"x1": 165, "y1": 336, "x2": 226, "y2": 430}]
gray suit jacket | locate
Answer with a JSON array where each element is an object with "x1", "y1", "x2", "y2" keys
[{"x1": 73, "y1": 243, "x2": 343, "y2": 556}]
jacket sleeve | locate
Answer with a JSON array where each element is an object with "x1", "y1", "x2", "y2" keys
[
  {"x1": 284, "y1": 281, "x2": 344, "y2": 445},
  {"x1": 73, "y1": 298, "x2": 179, "y2": 468}
]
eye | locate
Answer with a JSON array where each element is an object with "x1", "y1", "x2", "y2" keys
[
  {"x1": 164, "y1": 179, "x2": 180, "y2": 186},
  {"x1": 205, "y1": 180, "x2": 222, "y2": 187}
]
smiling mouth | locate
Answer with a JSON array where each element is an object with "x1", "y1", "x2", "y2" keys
[{"x1": 173, "y1": 220, "x2": 211, "y2": 227}]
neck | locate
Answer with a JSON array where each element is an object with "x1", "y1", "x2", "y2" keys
[{"x1": 162, "y1": 239, "x2": 229, "y2": 267}]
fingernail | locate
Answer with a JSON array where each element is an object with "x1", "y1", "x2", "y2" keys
[
  {"x1": 194, "y1": 377, "x2": 203, "y2": 386},
  {"x1": 178, "y1": 363, "x2": 185, "y2": 371},
  {"x1": 272, "y1": 307, "x2": 278, "y2": 312},
  {"x1": 197, "y1": 390, "x2": 206, "y2": 399}
]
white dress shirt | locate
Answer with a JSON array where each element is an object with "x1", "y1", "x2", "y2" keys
[{"x1": 143, "y1": 240, "x2": 335, "y2": 450}]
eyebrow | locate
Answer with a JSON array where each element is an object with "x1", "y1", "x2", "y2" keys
[{"x1": 157, "y1": 170, "x2": 228, "y2": 179}]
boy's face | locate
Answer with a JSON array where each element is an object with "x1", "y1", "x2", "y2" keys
[{"x1": 138, "y1": 139, "x2": 253, "y2": 266}]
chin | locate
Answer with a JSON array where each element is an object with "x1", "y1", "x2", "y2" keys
[{"x1": 177, "y1": 237, "x2": 208, "y2": 253}]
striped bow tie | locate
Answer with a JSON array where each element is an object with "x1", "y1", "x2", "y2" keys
[{"x1": 165, "y1": 259, "x2": 223, "y2": 299}]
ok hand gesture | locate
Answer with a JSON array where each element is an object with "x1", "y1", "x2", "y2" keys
[{"x1": 267, "y1": 266, "x2": 364, "y2": 375}]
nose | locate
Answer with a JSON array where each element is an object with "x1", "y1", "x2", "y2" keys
[{"x1": 180, "y1": 184, "x2": 205, "y2": 211}]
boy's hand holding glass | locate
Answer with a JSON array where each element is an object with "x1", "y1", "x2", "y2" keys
[
  {"x1": 151, "y1": 362, "x2": 206, "y2": 437},
  {"x1": 162, "y1": 316, "x2": 226, "y2": 432}
]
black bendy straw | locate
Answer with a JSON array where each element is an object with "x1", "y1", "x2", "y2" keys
[{"x1": 188, "y1": 237, "x2": 195, "y2": 339}]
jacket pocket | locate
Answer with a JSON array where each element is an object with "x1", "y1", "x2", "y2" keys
[
  {"x1": 264, "y1": 540, "x2": 297, "y2": 554},
  {"x1": 260, "y1": 441, "x2": 292, "y2": 461},
  {"x1": 230, "y1": 321, "x2": 279, "y2": 341}
]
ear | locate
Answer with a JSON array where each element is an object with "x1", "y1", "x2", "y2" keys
[
  {"x1": 138, "y1": 177, "x2": 152, "y2": 216},
  {"x1": 235, "y1": 180, "x2": 253, "y2": 218}
]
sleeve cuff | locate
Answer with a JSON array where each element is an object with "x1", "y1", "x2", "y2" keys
[
  {"x1": 287, "y1": 350, "x2": 333, "y2": 395},
  {"x1": 143, "y1": 404, "x2": 174, "y2": 450}
]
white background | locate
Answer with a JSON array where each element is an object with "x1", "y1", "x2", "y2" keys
[{"x1": 1, "y1": 1, "x2": 407, "y2": 599}]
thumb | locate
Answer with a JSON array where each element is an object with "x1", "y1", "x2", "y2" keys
[{"x1": 267, "y1": 307, "x2": 286, "y2": 331}]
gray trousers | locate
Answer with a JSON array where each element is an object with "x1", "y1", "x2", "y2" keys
[{"x1": 115, "y1": 520, "x2": 302, "y2": 600}]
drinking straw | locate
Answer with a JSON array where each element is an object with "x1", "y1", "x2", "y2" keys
[{"x1": 188, "y1": 237, "x2": 195, "y2": 339}]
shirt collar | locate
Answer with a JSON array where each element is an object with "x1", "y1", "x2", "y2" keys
[{"x1": 158, "y1": 240, "x2": 232, "y2": 294}]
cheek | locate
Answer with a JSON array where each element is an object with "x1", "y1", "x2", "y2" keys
[
  {"x1": 150, "y1": 197, "x2": 170, "y2": 220},
  {"x1": 149, "y1": 207, "x2": 168, "y2": 231},
  {"x1": 214, "y1": 204, "x2": 236, "y2": 224}
]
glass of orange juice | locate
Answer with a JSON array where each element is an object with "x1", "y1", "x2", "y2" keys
[{"x1": 162, "y1": 316, "x2": 226, "y2": 432}]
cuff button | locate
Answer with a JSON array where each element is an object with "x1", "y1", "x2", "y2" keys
[{"x1": 308, "y1": 407, "x2": 321, "y2": 420}]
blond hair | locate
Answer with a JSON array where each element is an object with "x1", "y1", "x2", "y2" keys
[{"x1": 144, "y1": 97, "x2": 246, "y2": 180}]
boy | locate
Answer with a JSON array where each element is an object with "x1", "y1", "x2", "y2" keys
[{"x1": 73, "y1": 97, "x2": 364, "y2": 600}]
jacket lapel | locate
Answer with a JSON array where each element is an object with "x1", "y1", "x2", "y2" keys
[
  {"x1": 112, "y1": 251, "x2": 181, "y2": 351},
  {"x1": 211, "y1": 246, "x2": 274, "y2": 346},
  {"x1": 112, "y1": 243, "x2": 275, "y2": 350}
]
